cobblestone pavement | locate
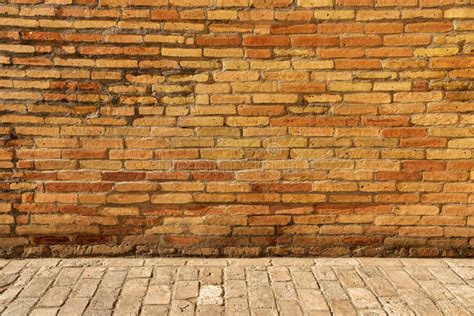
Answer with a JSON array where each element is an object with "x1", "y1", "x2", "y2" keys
[{"x1": 0, "y1": 258, "x2": 473, "y2": 316}]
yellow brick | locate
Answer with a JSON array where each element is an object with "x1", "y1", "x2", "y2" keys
[
  {"x1": 444, "y1": 8, "x2": 474, "y2": 19},
  {"x1": 448, "y1": 138, "x2": 474, "y2": 148},
  {"x1": 328, "y1": 82, "x2": 372, "y2": 92},
  {"x1": 297, "y1": 0, "x2": 332, "y2": 7},
  {"x1": 304, "y1": 94, "x2": 342, "y2": 103},
  {"x1": 293, "y1": 60, "x2": 334, "y2": 70},
  {"x1": 251, "y1": 60, "x2": 291, "y2": 70},
  {"x1": 411, "y1": 114, "x2": 458, "y2": 125},
  {"x1": 161, "y1": 47, "x2": 202, "y2": 57},
  {"x1": 253, "y1": 94, "x2": 298, "y2": 103},
  {"x1": 226, "y1": 117, "x2": 269, "y2": 126},
  {"x1": 373, "y1": 81, "x2": 411, "y2": 91},
  {"x1": 151, "y1": 193, "x2": 193, "y2": 204},
  {"x1": 208, "y1": 10, "x2": 238, "y2": 20},
  {"x1": 414, "y1": 47, "x2": 459, "y2": 57},
  {"x1": 314, "y1": 10, "x2": 354, "y2": 20}
]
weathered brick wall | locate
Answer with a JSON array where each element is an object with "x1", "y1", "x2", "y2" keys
[{"x1": 0, "y1": 0, "x2": 473, "y2": 258}]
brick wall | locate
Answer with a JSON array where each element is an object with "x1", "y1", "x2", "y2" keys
[{"x1": 1, "y1": 0, "x2": 473, "y2": 258}]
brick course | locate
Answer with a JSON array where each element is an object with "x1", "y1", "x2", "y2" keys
[{"x1": 0, "y1": 0, "x2": 473, "y2": 257}]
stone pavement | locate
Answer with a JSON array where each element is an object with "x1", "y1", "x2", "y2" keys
[{"x1": 0, "y1": 258, "x2": 473, "y2": 316}]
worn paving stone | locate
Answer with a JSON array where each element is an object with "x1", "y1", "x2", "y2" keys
[{"x1": 0, "y1": 258, "x2": 472, "y2": 315}]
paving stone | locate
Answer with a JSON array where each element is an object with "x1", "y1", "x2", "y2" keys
[
  {"x1": 379, "y1": 297, "x2": 414, "y2": 315},
  {"x1": 89, "y1": 287, "x2": 120, "y2": 310},
  {"x1": 84, "y1": 309, "x2": 113, "y2": 316},
  {"x1": 446, "y1": 259, "x2": 474, "y2": 267},
  {"x1": 363, "y1": 276, "x2": 398, "y2": 297},
  {"x1": 2, "y1": 298, "x2": 37, "y2": 316},
  {"x1": 446, "y1": 284, "x2": 474, "y2": 307},
  {"x1": 419, "y1": 280, "x2": 456, "y2": 301},
  {"x1": 30, "y1": 308, "x2": 59, "y2": 316},
  {"x1": 451, "y1": 266, "x2": 474, "y2": 280},
  {"x1": 200, "y1": 267, "x2": 223, "y2": 284},
  {"x1": 401, "y1": 259, "x2": 448, "y2": 267},
  {"x1": 2, "y1": 261, "x2": 28, "y2": 274},
  {"x1": 151, "y1": 267, "x2": 176, "y2": 284},
  {"x1": 82, "y1": 267, "x2": 106, "y2": 279},
  {"x1": 198, "y1": 285, "x2": 223, "y2": 305},
  {"x1": 128, "y1": 266, "x2": 153, "y2": 279},
  {"x1": 315, "y1": 259, "x2": 360, "y2": 266},
  {"x1": 144, "y1": 284, "x2": 171, "y2": 305},
  {"x1": 188, "y1": 259, "x2": 228, "y2": 267},
  {"x1": 58, "y1": 297, "x2": 89, "y2": 316},
  {"x1": 328, "y1": 299, "x2": 357, "y2": 316},
  {"x1": 268, "y1": 267, "x2": 291, "y2": 282},
  {"x1": 197, "y1": 304, "x2": 224, "y2": 315},
  {"x1": 36, "y1": 267, "x2": 61, "y2": 278},
  {"x1": 278, "y1": 300, "x2": 303, "y2": 316},
  {"x1": 141, "y1": 305, "x2": 168, "y2": 316},
  {"x1": 0, "y1": 274, "x2": 18, "y2": 289},
  {"x1": 358, "y1": 258, "x2": 402, "y2": 267},
  {"x1": 103, "y1": 258, "x2": 144, "y2": 267},
  {"x1": 272, "y1": 258, "x2": 314, "y2": 266},
  {"x1": 292, "y1": 271, "x2": 319, "y2": 289},
  {"x1": 115, "y1": 279, "x2": 148, "y2": 315},
  {"x1": 177, "y1": 267, "x2": 198, "y2": 280},
  {"x1": 312, "y1": 266, "x2": 337, "y2": 281},
  {"x1": 224, "y1": 266, "x2": 245, "y2": 280},
  {"x1": 228, "y1": 259, "x2": 270, "y2": 266},
  {"x1": 174, "y1": 281, "x2": 199, "y2": 299},
  {"x1": 0, "y1": 258, "x2": 471, "y2": 316},
  {"x1": 400, "y1": 288, "x2": 444, "y2": 316},
  {"x1": 383, "y1": 268, "x2": 419, "y2": 289},
  {"x1": 404, "y1": 266, "x2": 435, "y2": 281},
  {"x1": 19, "y1": 277, "x2": 54, "y2": 298},
  {"x1": 272, "y1": 282, "x2": 298, "y2": 300},
  {"x1": 170, "y1": 300, "x2": 195, "y2": 316},
  {"x1": 224, "y1": 280, "x2": 246, "y2": 298},
  {"x1": 38, "y1": 286, "x2": 70, "y2": 307},
  {"x1": 347, "y1": 288, "x2": 380, "y2": 309},
  {"x1": 226, "y1": 297, "x2": 249, "y2": 315},
  {"x1": 251, "y1": 309, "x2": 278, "y2": 316},
  {"x1": 100, "y1": 270, "x2": 127, "y2": 288},
  {"x1": 335, "y1": 269, "x2": 365, "y2": 288},
  {"x1": 71, "y1": 278, "x2": 100, "y2": 298},
  {"x1": 145, "y1": 258, "x2": 187, "y2": 267},
  {"x1": 248, "y1": 287, "x2": 276, "y2": 309},
  {"x1": 358, "y1": 309, "x2": 386, "y2": 315},
  {"x1": 319, "y1": 280, "x2": 348, "y2": 300},
  {"x1": 54, "y1": 268, "x2": 83, "y2": 286},
  {"x1": 298, "y1": 289, "x2": 329, "y2": 311},
  {"x1": 429, "y1": 267, "x2": 465, "y2": 284},
  {"x1": 246, "y1": 270, "x2": 269, "y2": 287}
]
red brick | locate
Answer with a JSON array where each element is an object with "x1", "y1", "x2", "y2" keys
[
  {"x1": 291, "y1": 35, "x2": 339, "y2": 47},
  {"x1": 243, "y1": 35, "x2": 290, "y2": 46},
  {"x1": 196, "y1": 35, "x2": 241, "y2": 46}
]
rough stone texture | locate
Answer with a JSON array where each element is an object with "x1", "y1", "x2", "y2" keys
[
  {"x1": 0, "y1": 0, "x2": 473, "y2": 258},
  {"x1": 0, "y1": 258, "x2": 473, "y2": 315}
]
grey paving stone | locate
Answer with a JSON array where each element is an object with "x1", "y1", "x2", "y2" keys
[
  {"x1": 0, "y1": 258, "x2": 470, "y2": 316},
  {"x1": 38, "y1": 286, "x2": 70, "y2": 307},
  {"x1": 144, "y1": 284, "x2": 171, "y2": 305},
  {"x1": 58, "y1": 297, "x2": 89, "y2": 316},
  {"x1": 174, "y1": 281, "x2": 199, "y2": 300}
]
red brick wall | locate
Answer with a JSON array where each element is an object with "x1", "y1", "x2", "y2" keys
[{"x1": 1, "y1": 0, "x2": 473, "y2": 257}]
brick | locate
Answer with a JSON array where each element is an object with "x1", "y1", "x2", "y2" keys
[
  {"x1": 243, "y1": 35, "x2": 290, "y2": 47},
  {"x1": 291, "y1": 35, "x2": 339, "y2": 47}
]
